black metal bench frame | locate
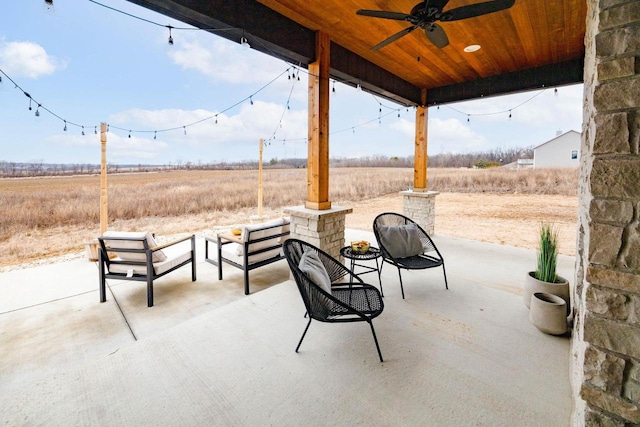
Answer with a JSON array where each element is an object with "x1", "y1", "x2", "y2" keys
[
  {"x1": 204, "y1": 221, "x2": 290, "y2": 295},
  {"x1": 97, "y1": 234, "x2": 196, "y2": 307}
]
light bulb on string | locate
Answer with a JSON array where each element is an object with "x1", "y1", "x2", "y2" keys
[
  {"x1": 240, "y1": 29, "x2": 250, "y2": 49},
  {"x1": 167, "y1": 26, "x2": 174, "y2": 45},
  {"x1": 509, "y1": 110, "x2": 512, "y2": 119},
  {"x1": 183, "y1": 126, "x2": 187, "y2": 135},
  {"x1": 28, "y1": 98, "x2": 32, "y2": 111},
  {"x1": 35, "y1": 105, "x2": 40, "y2": 117},
  {"x1": 128, "y1": 130, "x2": 131, "y2": 138},
  {"x1": 215, "y1": 116, "x2": 218, "y2": 124},
  {"x1": 250, "y1": 96, "x2": 254, "y2": 105},
  {"x1": 81, "y1": 126, "x2": 85, "y2": 136},
  {"x1": 554, "y1": 87, "x2": 558, "y2": 97},
  {"x1": 94, "y1": 126, "x2": 97, "y2": 135},
  {"x1": 63, "y1": 121, "x2": 67, "y2": 132},
  {"x1": 154, "y1": 131, "x2": 157, "y2": 140},
  {"x1": 332, "y1": 81, "x2": 336, "y2": 93},
  {"x1": 467, "y1": 115, "x2": 470, "y2": 123},
  {"x1": 106, "y1": 124, "x2": 109, "y2": 132}
]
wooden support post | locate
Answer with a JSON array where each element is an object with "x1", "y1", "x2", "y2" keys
[
  {"x1": 258, "y1": 138, "x2": 264, "y2": 217},
  {"x1": 306, "y1": 31, "x2": 331, "y2": 210},
  {"x1": 100, "y1": 122, "x2": 108, "y2": 235},
  {"x1": 414, "y1": 89, "x2": 428, "y2": 192}
]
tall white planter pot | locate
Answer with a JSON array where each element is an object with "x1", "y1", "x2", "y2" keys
[
  {"x1": 523, "y1": 272, "x2": 570, "y2": 315},
  {"x1": 529, "y1": 292, "x2": 567, "y2": 335}
]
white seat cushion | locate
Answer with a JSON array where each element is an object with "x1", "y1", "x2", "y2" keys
[
  {"x1": 102, "y1": 231, "x2": 167, "y2": 263},
  {"x1": 236, "y1": 218, "x2": 287, "y2": 256},
  {"x1": 222, "y1": 243, "x2": 283, "y2": 266},
  {"x1": 108, "y1": 244, "x2": 191, "y2": 276}
]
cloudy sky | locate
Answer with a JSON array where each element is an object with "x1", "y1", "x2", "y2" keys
[{"x1": 0, "y1": 0, "x2": 584, "y2": 165}]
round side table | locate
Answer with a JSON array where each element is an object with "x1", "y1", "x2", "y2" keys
[{"x1": 340, "y1": 246, "x2": 383, "y2": 296}]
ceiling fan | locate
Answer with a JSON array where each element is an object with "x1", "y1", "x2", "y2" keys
[{"x1": 356, "y1": 0, "x2": 515, "y2": 50}]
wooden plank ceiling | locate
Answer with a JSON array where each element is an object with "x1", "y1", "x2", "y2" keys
[{"x1": 126, "y1": 0, "x2": 586, "y2": 106}]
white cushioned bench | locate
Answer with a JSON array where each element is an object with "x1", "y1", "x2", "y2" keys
[
  {"x1": 204, "y1": 217, "x2": 290, "y2": 295},
  {"x1": 97, "y1": 231, "x2": 196, "y2": 307}
]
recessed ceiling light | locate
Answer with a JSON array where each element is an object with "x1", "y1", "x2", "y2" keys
[{"x1": 464, "y1": 44, "x2": 481, "y2": 53}]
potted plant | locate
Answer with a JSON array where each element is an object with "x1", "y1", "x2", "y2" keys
[{"x1": 523, "y1": 223, "x2": 570, "y2": 314}]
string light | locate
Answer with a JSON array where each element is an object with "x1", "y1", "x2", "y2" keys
[
  {"x1": 250, "y1": 96, "x2": 254, "y2": 105},
  {"x1": 439, "y1": 88, "x2": 548, "y2": 121},
  {"x1": 154, "y1": 131, "x2": 157, "y2": 140},
  {"x1": 332, "y1": 81, "x2": 336, "y2": 93},
  {"x1": 94, "y1": 126, "x2": 97, "y2": 134},
  {"x1": 128, "y1": 130, "x2": 131, "y2": 138},
  {"x1": 35, "y1": 105, "x2": 41, "y2": 117},
  {"x1": 81, "y1": 126, "x2": 85, "y2": 135},
  {"x1": 167, "y1": 26, "x2": 174, "y2": 45},
  {"x1": 183, "y1": 126, "x2": 186, "y2": 135},
  {"x1": 63, "y1": 121, "x2": 67, "y2": 131},
  {"x1": 240, "y1": 29, "x2": 250, "y2": 49}
]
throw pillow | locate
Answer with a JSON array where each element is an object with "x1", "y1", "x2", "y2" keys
[
  {"x1": 298, "y1": 250, "x2": 332, "y2": 295},
  {"x1": 378, "y1": 223, "x2": 424, "y2": 258}
]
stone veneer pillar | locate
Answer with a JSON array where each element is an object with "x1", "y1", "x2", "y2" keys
[
  {"x1": 284, "y1": 205, "x2": 352, "y2": 260},
  {"x1": 401, "y1": 190, "x2": 438, "y2": 235},
  {"x1": 572, "y1": 1, "x2": 640, "y2": 425}
]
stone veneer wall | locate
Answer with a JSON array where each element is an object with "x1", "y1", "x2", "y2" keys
[
  {"x1": 285, "y1": 206, "x2": 352, "y2": 260},
  {"x1": 401, "y1": 191, "x2": 438, "y2": 235},
  {"x1": 572, "y1": 1, "x2": 640, "y2": 425}
]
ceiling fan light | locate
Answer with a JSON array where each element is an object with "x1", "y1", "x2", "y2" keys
[{"x1": 464, "y1": 44, "x2": 481, "y2": 52}]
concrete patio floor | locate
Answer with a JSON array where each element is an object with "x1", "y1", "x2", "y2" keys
[{"x1": 0, "y1": 230, "x2": 575, "y2": 426}]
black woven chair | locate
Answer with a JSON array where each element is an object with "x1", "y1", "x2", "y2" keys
[
  {"x1": 373, "y1": 212, "x2": 448, "y2": 299},
  {"x1": 282, "y1": 238, "x2": 385, "y2": 362}
]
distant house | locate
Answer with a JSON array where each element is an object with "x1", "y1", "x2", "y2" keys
[{"x1": 533, "y1": 130, "x2": 581, "y2": 168}]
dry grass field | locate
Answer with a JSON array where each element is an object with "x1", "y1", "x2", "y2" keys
[{"x1": 0, "y1": 167, "x2": 578, "y2": 268}]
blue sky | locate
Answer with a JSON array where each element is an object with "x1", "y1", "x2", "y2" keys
[{"x1": 0, "y1": 0, "x2": 584, "y2": 165}]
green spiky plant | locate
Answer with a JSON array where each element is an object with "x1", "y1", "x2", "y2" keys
[{"x1": 536, "y1": 223, "x2": 559, "y2": 283}]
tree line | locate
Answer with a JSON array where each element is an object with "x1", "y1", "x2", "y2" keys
[{"x1": 0, "y1": 146, "x2": 533, "y2": 178}]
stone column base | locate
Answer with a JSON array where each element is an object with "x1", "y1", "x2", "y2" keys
[
  {"x1": 401, "y1": 190, "x2": 439, "y2": 235},
  {"x1": 284, "y1": 205, "x2": 353, "y2": 260}
]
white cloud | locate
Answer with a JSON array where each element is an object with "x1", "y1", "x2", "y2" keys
[
  {"x1": 0, "y1": 39, "x2": 66, "y2": 78},
  {"x1": 108, "y1": 101, "x2": 307, "y2": 151},
  {"x1": 427, "y1": 117, "x2": 487, "y2": 153},
  {"x1": 167, "y1": 35, "x2": 287, "y2": 85},
  {"x1": 47, "y1": 131, "x2": 168, "y2": 160}
]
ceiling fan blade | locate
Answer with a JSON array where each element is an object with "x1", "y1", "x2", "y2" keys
[
  {"x1": 425, "y1": 23, "x2": 449, "y2": 48},
  {"x1": 371, "y1": 26, "x2": 418, "y2": 51},
  {"x1": 427, "y1": 0, "x2": 450, "y2": 11},
  {"x1": 356, "y1": 9, "x2": 411, "y2": 21},
  {"x1": 444, "y1": 0, "x2": 515, "y2": 21}
]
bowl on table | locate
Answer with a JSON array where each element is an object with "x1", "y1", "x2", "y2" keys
[{"x1": 351, "y1": 240, "x2": 370, "y2": 254}]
